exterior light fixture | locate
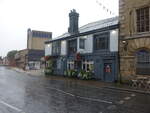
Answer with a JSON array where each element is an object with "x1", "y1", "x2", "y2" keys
[
  {"x1": 47, "y1": 44, "x2": 50, "y2": 47},
  {"x1": 111, "y1": 30, "x2": 116, "y2": 34},
  {"x1": 122, "y1": 40, "x2": 128, "y2": 51},
  {"x1": 62, "y1": 41, "x2": 66, "y2": 44},
  {"x1": 122, "y1": 40, "x2": 127, "y2": 44}
]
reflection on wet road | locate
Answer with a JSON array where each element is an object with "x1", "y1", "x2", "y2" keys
[{"x1": 0, "y1": 66, "x2": 150, "y2": 113}]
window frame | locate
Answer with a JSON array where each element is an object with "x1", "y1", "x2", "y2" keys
[
  {"x1": 79, "y1": 38, "x2": 85, "y2": 49},
  {"x1": 136, "y1": 49, "x2": 150, "y2": 75},
  {"x1": 67, "y1": 39, "x2": 77, "y2": 55},
  {"x1": 67, "y1": 60, "x2": 74, "y2": 70},
  {"x1": 135, "y1": 6, "x2": 150, "y2": 33},
  {"x1": 52, "y1": 41, "x2": 61, "y2": 55},
  {"x1": 93, "y1": 32, "x2": 110, "y2": 51},
  {"x1": 82, "y1": 60, "x2": 94, "y2": 72}
]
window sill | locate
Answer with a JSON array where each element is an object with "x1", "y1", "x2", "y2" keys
[
  {"x1": 94, "y1": 49, "x2": 109, "y2": 53},
  {"x1": 134, "y1": 31, "x2": 150, "y2": 36},
  {"x1": 124, "y1": 32, "x2": 150, "y2": 40}
]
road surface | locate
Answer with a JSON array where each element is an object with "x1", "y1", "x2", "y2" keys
[{"x1": 0, "y1": 66, "x2": 150, "y2": 113}]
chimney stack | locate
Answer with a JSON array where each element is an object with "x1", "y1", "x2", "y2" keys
[{"x1": 68, "y1": 9, "x2": 79, "y2": 35}]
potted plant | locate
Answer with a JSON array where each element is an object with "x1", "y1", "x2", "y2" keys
[{"x1": 44, "y1": 59, "x2": 54, "y2": 76}]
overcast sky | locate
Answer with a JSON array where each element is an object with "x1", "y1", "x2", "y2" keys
[{"x1": 0, "y1": 0, "x2": 118, "y2": 57}]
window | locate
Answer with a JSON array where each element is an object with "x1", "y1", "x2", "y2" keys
[
  {"x1": 52, "y1": 41, "x2": 61, "y2": 55},
  {"x1": 79, "y1": 38, "x2": 85, "y2": 49},
  {"x1": 32, "y1": 32, "x2": 35, "y2": 37},
  {"x1": 53, "y1": 60, "x2": 57, "y2": 69},
  {"x1": 68, "y1": 39, "x2": 77, "y2": 54},
  {"x1": 82, "y1": 60, "x2": 94, "y2": 72},
  {"x1": 57, "y1": 59, "x2": 61, "y2": 69},
  {"x1": 94, "y1": 32, "x2": 109, "y2": 50},
  {"x1": 136, "y1": 7, "x2": 150, "y2": 32},
  {"x1": 67, "y1": 60, "x2": 74, "y2": 70},
  {"x1": 136, "y1": 50, "x2": 150, "y2": 75}
]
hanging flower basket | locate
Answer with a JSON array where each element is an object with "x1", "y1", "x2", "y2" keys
[{"x1": 44, "y1": 56, "x2": 50, "y2": 61}]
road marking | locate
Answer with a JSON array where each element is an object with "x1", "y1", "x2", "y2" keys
[
  {"x1": 76, "y1": 96, "x2": 112, "y2": 104},
  {"x1": 50, "y1": 87, "x2": 74, "y2": 96},
  {"x1": 124, "y1": 97, "x2": 131, "y2": 100},
  {"x1": 107, "y1": 105, "x2": 116, "y2": 110},
  {"x1": 0, "y1": 100, "x2": 22, "y2": 112},
  {"x1": 131, "y1": 94, "x2": 136, "y2": 97},
  {"x1": 117, "y1": 100, "x2": 124, "y2": 105},
  {"x1": 48, "y1": 87, "x2": 112, "y2": 104}
]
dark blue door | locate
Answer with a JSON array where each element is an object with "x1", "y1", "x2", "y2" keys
[{"x1": 103, "y1": 62, "x2": 114, "y2": 82}]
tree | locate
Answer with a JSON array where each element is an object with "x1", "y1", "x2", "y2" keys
[
  {"x1": 7, "y1": 50, "x2": 17, "y2": 60},
  {"x1": 0, "y1": 56, "x2": 2, "y2": 60}
]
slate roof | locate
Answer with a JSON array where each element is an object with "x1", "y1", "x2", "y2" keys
[{"x1": 46, "y1": 16, "x2": 118, "y2": 42}]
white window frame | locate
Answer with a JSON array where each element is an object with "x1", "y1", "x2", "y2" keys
[
  {"x1": 67, "y1": 60, "x2": 74, "y2": 70},
  {"x1": 82, "y1": 60, "x2": 94, "y2": 72}
]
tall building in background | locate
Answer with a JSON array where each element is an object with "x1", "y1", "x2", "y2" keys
[
  {"x1": 27, "y1": 28, "x2": 52, "y2": 50},
  {"x1": 15, "y1": 29, "x2": 52, "y2": 70},
  {"x1": 119, "y1": 0, "x2": 150, "y2": 81}
]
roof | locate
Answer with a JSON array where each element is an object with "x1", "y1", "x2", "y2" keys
[
  {"x1": 46, "y1": 16, "x2": 118, "y2": 43},
  {"x1": 28, "y1": 50, "x2": 45, "y2": 61},
  {"x1": 79, "y1": 16, "x2": 118, "y2": 33},
  {"x1": 32, "y1": 30, "x2": 52, "y2": 34}
]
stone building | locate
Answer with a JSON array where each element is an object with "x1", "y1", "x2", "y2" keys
[{"x1": 119, "y1": 0, "x2": 150, "y2": 81}]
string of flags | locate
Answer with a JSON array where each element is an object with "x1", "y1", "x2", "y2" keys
[{"x1": 96, "y1": 0, "x2": 115, "y2": 16}]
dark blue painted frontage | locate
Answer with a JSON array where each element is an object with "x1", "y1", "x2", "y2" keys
[
  {"x1": 51, "y1": 52, "x2": 118, "y2": 82},
  {"x1": 45, "y1": 14, "x2": 119, "y2": 82}
]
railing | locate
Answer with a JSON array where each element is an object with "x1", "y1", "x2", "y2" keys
[{"x1": 131, "y1": 76, "x2": 150, "y2": 91}]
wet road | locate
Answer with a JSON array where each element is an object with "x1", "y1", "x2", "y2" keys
[{"x1": 0, "y1": 66, "x2": 150, "y2": 113}]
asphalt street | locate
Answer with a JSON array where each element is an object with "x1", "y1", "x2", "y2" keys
[{"x1": 0, "y1": 66, "x2": 150, "y2": 113}]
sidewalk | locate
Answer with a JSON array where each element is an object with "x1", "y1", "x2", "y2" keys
[
  {"x1": 11, "y1": 67, "x2": 150, "y2": 94},
  {"x1": 45, "y1": 75, "x2": 150, "y2": 95},
  {"x1": 11, "y1": 67, "x2": 44, "y2": 76}
]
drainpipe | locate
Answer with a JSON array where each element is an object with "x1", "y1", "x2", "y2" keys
[{"x1": 118, "y1": 23, "x2": 122, "y2": 83}]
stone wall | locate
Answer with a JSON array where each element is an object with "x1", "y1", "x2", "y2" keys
[
  {"x1": 119, "y1": 0, "x2": 150, "y2": 38},
  {"x1": 119, "y1": 0, "x2": 150, "y2": 81},
  {"x1": 31, "y1": 38, "x2": 49, "y2": 50}
]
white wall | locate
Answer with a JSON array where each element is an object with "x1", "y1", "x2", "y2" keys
[
  {"x1": 61, "y1": 40, "x2": 67, "y2": 55},
  {"x1": 45, "y1": 43, "x2": 52, "y2": 56},
  {"x1": 77, "y1": 35, "x2": 93, "y2": 53},
  {"x1": 110, "y1": 29, "x2": 118, "y2": 52}
]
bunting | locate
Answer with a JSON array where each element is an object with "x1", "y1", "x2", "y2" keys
[{"x1": 96, "y1": 0, "x2": 115, "y2": 16}]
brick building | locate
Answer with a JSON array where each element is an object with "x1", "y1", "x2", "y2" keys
[{"x1": 119, "y1": 0, "x2": 150, "y2": 81}]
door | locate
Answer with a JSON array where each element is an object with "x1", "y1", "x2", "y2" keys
[{"x1": 103, "y1": 62, "x2": 114, "y2": 82}]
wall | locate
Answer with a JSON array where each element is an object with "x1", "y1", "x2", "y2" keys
[
  {"x1": 77, "y1": 35, "x2": 93, "y2": 53},
  {"x1": 15, "y1": 49, "x2": 28, "y2": 69},
  {"x1": 45, "y1": 43, "x2": 52, "y2": 56},
  {"x1": 61, "y1": 40, "x2": 67, "y2": 55},
  {"x1": 119, "y1": 0, "x2": 150, "y2": 38},
  {"x1": 31, "y1": 38, "x2": 49, "y2": 50},
  {"x1": 119, "y1": 0, "x2": 150, "y2": 81},
  {"x1": 110, "y1": 29, "x2": 118, "y2": 52},
  {"x1": 27, "y1": 30, "x2": 32, "y2": 49}
]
